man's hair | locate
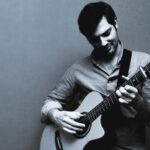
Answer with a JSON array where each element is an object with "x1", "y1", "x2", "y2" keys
[{"x1": 78, "y1": 1, "x2": 117, "y2": 37}]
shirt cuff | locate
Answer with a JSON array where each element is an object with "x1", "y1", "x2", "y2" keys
[{"x1": 40, "y1": 99, "x2": 62, "y2": 123}]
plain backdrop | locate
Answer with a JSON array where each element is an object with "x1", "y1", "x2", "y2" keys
[{"x1": 0, "y1": 0, "x2": 150, "y2": 150}]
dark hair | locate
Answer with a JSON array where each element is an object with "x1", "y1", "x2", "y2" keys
[{"x1": 78, "y1": 1, "x2": 117, "y2": 37}]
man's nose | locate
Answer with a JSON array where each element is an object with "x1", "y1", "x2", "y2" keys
[{"x1": 100, "y1": 37, "x2": 107, "y2": 46}]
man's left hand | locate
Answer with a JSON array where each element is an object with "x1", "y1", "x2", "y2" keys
[{"x1": 116, "y1": 85, "x2": 139, "y2": 104}]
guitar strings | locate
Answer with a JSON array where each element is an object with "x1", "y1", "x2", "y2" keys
[{"x1": 78, "y1": 68, "x2": 147, "y2": 124}]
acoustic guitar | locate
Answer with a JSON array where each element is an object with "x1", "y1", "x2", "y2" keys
[{"x1": 40, "y1": 63, "x2": 150, "y2": 150}]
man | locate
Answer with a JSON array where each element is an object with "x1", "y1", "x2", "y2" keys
[{"x1": 41, "y1": 1, "x2": 150, "y2": 150}]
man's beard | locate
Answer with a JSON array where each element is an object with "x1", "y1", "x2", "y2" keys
[{"x1": 92, "y1": 44, "x2": 116, "y2": 61}]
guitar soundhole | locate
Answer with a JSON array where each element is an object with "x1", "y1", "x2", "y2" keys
[{"x1": 74, "y1": 112, "x2": 91, "y2": 138}]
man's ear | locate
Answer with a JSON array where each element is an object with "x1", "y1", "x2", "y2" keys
[{"x1": 114, "y1": 18, "x2": 118, "y2": 29}]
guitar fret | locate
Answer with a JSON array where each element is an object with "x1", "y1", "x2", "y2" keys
[
  {"x1": 104, "y1": 98, "x2": 111, "y2": 108},
  {"x1": 145, "y1": 63, "x2": 150, "y2": 73},
  {"x1": 92, "y1": 111, "x2": 96, "y2": 121},
  {"x1": 112, "y1": 92, "x2": 118, "y2": 101},
  {"x1": 88, "y1": 112, "x2": 94, "y2": 123},
  {"x1": 88, "y1": 109, "x2": 97, "y2": 122},
  {"x1": 97, "y1": 105, "x2": 102, "y2": 114},
  {"x1": 92, "y1": 109, "x2": 97, "y2": 121},
  {"x1": 106, "y1": 98, "x2": 111, "y2": 106},
  {"x1": 93, "y1": 106, "x2": 101, "y2": 121},
  {"x1": 145, "y1": 66, "x2": 150, "y2": 75},
  {"x1": 100, "y1": 103, "x2": 105, "y2": 112},
  {"x1": 93, "y1": 108, "x2": 98, "y2": 119},
  {"x1": 128, "y1": 79, "x2": 134, "y2": 86},
  {"x1": 108, "y1": 95, "x2": 115, "y2": 104},
  {"x1": 145, "y1": 66, "x2": 149, "y2": 73},
  {"x1": 86, "y1": 114, "x2": 92, "y2": 123},
  {"x1": 102, "y1": 101, "x2": 108, "y2": 110},
  {"x1": 134, "y1": 74, "x2": 139, "y2": 85}
]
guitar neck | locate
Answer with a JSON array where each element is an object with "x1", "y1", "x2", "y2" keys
[{"x1": 83, "y1": 62, "x2": 150, "y2": 124}]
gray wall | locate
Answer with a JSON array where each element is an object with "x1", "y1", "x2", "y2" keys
[{"x1": 0, "y1": 0, "x2": 150, "y2": 150}]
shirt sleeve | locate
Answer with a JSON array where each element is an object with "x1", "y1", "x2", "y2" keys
[
  {"x1": 134, "y1": 56, "x2": 150, "y2": 124},
  {"x1": 138, "y1": 80, "x2": 150, "y2": 124},
  {"x1": 40, "y1": 65, "x2": 77, "y2": 123}
]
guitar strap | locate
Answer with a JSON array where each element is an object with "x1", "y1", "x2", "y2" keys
[
  {"x1": 100, "y1": 49, "x2": 132, "y2": 149},
  {"x1": 116, "y1": 49, "x2": 132, "y2": 88}
]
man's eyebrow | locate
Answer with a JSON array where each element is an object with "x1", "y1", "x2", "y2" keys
[{"x1": 101, "y1": 27, "x2": 111, "y2": 36}]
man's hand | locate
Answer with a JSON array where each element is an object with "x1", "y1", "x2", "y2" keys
[
  {"x1": 116, "y1": 84, "x2": 138, "y2": 104},
  {"x1": 116, "y1": 75, "x2": 140, "y2": 104},
  {"x1": 48, "y1": 109, "x2": 85, "y2": 134}
]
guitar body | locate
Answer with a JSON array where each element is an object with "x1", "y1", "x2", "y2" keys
[
  {"x1": 40, "y1": 91, "x2": 105, "y2": 150},
  {"x1": 40, "y1": 63, "x2": 150, "y2": 150}
]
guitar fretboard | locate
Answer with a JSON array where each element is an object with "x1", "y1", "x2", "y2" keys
[{"x1": 81, "y1": 62, "x2": 150, "y2": 124}]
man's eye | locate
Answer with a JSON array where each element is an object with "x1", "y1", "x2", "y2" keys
[{"x1": 103, "y1": 30, "x2": 111, "y2": 37}]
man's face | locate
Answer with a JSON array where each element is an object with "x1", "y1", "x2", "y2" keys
[{"x1": 89, "y1": 16, "x2": 119, "y2": 57}]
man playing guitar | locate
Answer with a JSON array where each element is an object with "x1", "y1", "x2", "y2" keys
[{"x1": 40, "y1": 1, "x2": 150, "y2": 150}]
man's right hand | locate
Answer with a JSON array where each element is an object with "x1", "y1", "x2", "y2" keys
[{"x1": 48, "y1": 109, "x2": 85, "y2": 134}]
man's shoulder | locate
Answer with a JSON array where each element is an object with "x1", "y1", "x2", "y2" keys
[
  {"x1": 71, "y1": 56, "x2": 92, "y2": 68},
  {"x1": 132, "y1": 50, "x2": 150, "y2": 57},
  {"x1": 131, "y1": 50, "x2": 150, "y2": 61},
  {"x1": 64, "y1": 56, "x2": 92, "y2": 75},
  {"x1": 130, "y1": 50, "x2": 150, "y2": 67}
]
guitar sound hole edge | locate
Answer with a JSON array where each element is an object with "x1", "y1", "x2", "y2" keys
[{"x1": 74, "y1": 112, "x2": 91, "y2": 139}]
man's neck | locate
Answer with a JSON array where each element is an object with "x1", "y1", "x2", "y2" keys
[
  {"x1": 96, "y1": 42, "x2": 123, "y2": 65},
  {"x1": 107, "y1": 42, "x2": 123, "y2": 66},
  {"x1": 91, "y1": 42, "x2": 123, "y2": 75}
]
